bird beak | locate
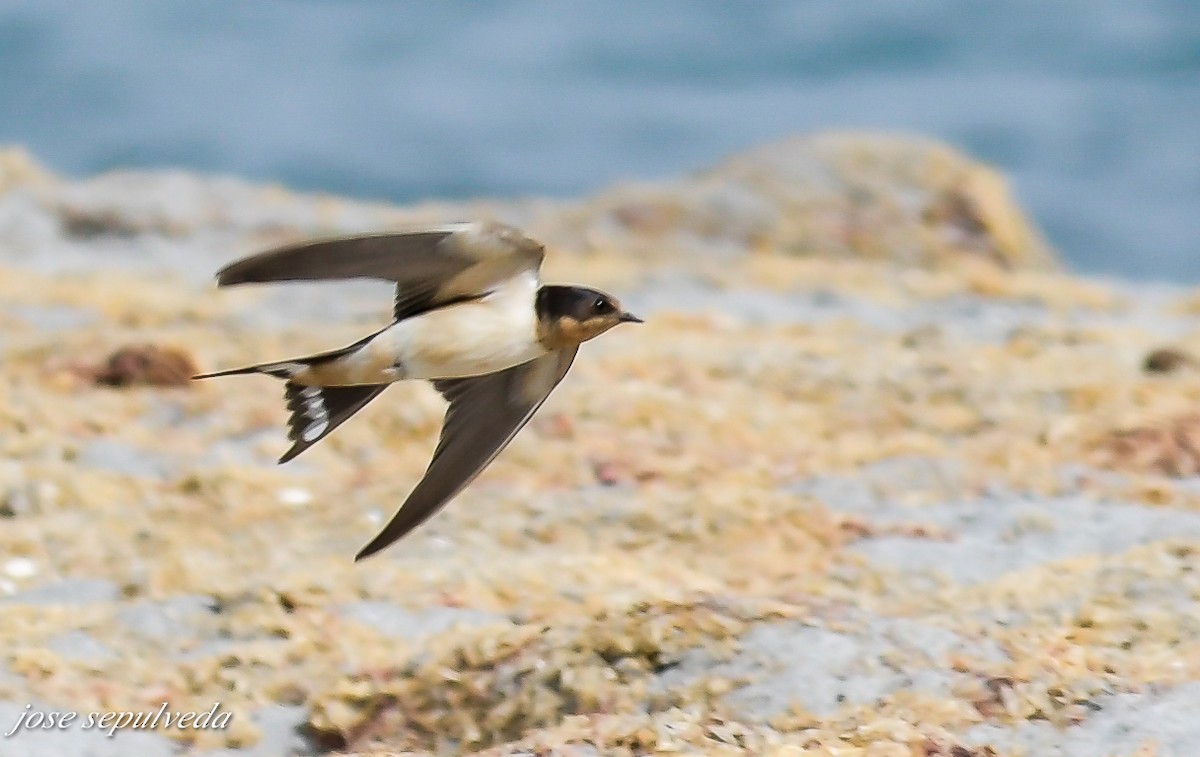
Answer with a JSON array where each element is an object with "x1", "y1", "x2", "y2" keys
[{"x1": 619, "y1": 312, "x2": 644, "y2": 324}]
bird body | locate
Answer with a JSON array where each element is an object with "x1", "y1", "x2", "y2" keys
[
  {"x1": 284, "y1": 268, "x2": 545, "y2": 387},
  {"x1": 194, "y1": 222, "x2": 640, "y2": 560}
]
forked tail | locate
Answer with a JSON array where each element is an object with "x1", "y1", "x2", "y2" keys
[
  {"x1": 277, "y1": 383, "x2": 389, "y2": 463},
  {"x1": 193, "y1": 342, "x2": 389, "y2": 463}
]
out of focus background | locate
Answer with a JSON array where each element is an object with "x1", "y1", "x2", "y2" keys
[
  {"x1": 1, "y1": 0, "x2": 1197, "y2": 279},
  {"x1": 8, "y1": 4, "x2": 1200, "y2": 756}
]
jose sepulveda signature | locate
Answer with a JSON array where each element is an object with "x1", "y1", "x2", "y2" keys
[{"x1": 4, "y1": 702, "x2": 232, "y2": 739}]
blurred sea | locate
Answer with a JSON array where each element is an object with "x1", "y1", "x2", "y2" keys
[{"x1": 0, "y1": 1, "x2": 1197, "y2": 280}]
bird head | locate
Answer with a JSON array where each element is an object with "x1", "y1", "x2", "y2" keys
[{"x1": 536, "y1": 285, "x2": 643, "y2": 348}]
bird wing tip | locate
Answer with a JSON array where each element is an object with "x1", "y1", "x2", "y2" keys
[
  {"x1": 354, "y1": 531, "x2": 397, "y2": 562},
  {"x1": 214, "y1": 270, "x2": 242, "y2": 287},
  {"x1": 353, "y1": 545, "x2": 376, "y2": 562}
]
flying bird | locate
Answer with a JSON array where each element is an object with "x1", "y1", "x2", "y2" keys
[{"x1": 195, "y1": 222, "x2": 642, "y2": 560}]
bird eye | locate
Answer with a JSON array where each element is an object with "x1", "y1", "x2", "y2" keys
[{"x1": 593, "y1": 297, "x2": 614, "y2": 314}]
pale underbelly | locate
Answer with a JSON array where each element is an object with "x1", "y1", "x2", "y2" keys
[
  {"x1": 303, "y1": 306, "x2": 545, "y2": 385},
  {"x1": 395, "y1": 291, "x2": 546, "y2": 379},
  {"x1": 400, "y1": 335, "x2": 546, "y2": 379}
]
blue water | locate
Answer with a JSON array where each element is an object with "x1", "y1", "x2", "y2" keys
[{"x1": 1, "y1": 1, "x2": 1197, "y2": 280}]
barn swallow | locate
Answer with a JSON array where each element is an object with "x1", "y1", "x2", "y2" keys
[{"x1": 195, "y1": 222, "x2": 641, "y2": 560}]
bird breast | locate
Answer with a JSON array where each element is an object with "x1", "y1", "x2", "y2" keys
[{"x1": 389, "y1": 272, "x2": 546, "y2": 379}]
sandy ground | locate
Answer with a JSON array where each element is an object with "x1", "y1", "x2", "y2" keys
[{"x1": 1, "y1": 135, "x2": 1200, "y2": 756}]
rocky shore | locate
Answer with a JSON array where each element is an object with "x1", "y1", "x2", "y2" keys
[{"x1": 1, "y1": 134, "x2": 1199, "y2": 756}]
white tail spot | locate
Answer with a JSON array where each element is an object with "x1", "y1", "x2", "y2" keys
[
  {"x1": 302, "y1": 420, "x2": 329, "y2": 442},
  {"x1": 304, "y1": 394, "x2": 327, "y2": 420}
]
